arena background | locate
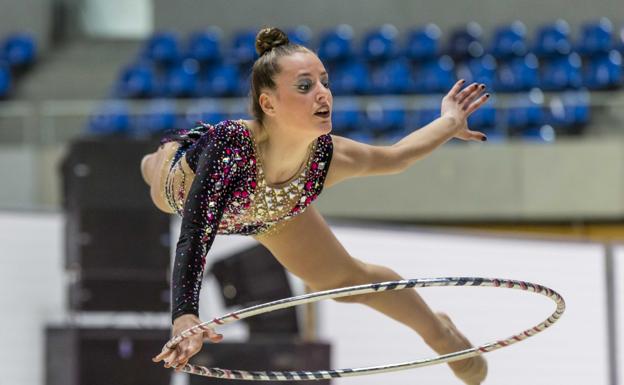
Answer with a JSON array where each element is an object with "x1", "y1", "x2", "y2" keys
[{"x1": 1, "y1": 1, "x2": 623, "y2": 384}]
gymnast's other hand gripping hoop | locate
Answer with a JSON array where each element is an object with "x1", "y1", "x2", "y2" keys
[{"x1": 162, "y1": 277, "x2": 565, "y2": 381}]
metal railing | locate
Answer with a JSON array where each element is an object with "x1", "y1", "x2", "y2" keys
[{"x1": 1, "y1": 90, "x2": 624, "y2": 146}]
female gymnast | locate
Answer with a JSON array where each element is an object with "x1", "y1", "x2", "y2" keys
[{"x1": 144, "y1": 27, "x2": 490, "y2": 384}]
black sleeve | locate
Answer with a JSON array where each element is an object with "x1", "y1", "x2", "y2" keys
[{"x1": 170, "y1": 130, "x2": 238, "y2": 323}]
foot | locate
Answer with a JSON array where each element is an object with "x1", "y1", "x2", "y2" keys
[{"x1": 430, "y1": 312, "x2": 488, "y2": 385}]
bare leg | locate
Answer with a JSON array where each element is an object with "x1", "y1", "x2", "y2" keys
[
  {"x1": 139, "y1": 142, "x2": 178, "y2": 214},
  {"x1": 255, "y1": 206, "x2": 487, "y2": 384},
  {"x1": 343, "y1": 262, "x2": 487, "y2": 384},
  {"x1": 140, "y1": 153, "x2": 155, "y2": 185}
]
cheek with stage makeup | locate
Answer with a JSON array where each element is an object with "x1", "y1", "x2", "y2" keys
[{"x1": 275, "y1": 88, "x2": 332, "y2": 136}]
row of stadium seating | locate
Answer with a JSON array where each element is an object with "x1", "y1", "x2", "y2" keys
[
  {"x1": 87, "y1": 89, "x2": 589, "y2": 143},
  {"x1": 114, "y1": 18, "x2": 623, "y2": 98},
  {"x1": 0, "y1": 33, "x2": 37, "y2": 98},
  {"x1": 115, "y1": 50, "x2": 621, "y2": 98},
  {"x1": 136, "y1": 19, "x2": 624, "y2": 65}
]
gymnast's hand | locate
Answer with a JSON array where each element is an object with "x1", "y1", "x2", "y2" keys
[
  {"x1": 440, "y1": 79, "x2": 490, "y2": 142},
  {"x1": 152, "y1": 314, "x2": 223, "y2": 372}
]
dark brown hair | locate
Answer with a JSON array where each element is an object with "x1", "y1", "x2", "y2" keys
[{"x1": 250, "y1": 27, "x2": 310, "y2": 122}]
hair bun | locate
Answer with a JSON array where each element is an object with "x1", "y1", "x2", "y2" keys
[{"x1": 255, "y1": 27, "x2": 290, "y2": 56}]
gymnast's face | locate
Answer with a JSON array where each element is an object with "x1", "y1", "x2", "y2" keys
[{"x1": 261, "y1": 51, "x2": 333, "y2": 137}]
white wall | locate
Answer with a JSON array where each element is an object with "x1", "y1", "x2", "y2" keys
[
  {"x1": 2, "y1": 212, "x2": 614, "y2": 385},
  {"x1": 0, "y1": 212, "x2": 65, "y2": 385},
  {"x1": 81, "y1": 0, "x2": 153, "y2": 38},
  {"x1": 153, "y1": 0, "x2": 623, "y2": 40},
  {"x1": 318, "y1": 227, "x2": 608, "y2": 385}
]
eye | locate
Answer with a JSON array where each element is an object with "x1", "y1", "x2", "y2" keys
[
  {"x1": 322, "y1": 80, "x2": 330, "y2": 89},
  {"x1": 297, "y1": 81, "x2": 311, "y2": 92}
]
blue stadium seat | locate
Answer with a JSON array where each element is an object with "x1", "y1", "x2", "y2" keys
[
  {"x1": 186, "y1": 100, "x2": 228, "y2": 126},
  {"x1": 413, "y1": 55, "x2": 456, "y2": 93},
  {"x1": 576, "y1": 18, "x2": 613, "y2": 56},
  {"x1": 489, "y1": 21, "x2": 527, "y2": 59},
  {"x1": 331, "y1": 98, "x2": 365, "y2": 135},
  {"x1": 467, "y1": 98, "x2": 497, "y2": 129},
  {"x1": 506, "y1": 90, "x2": 546, "y2": 129},
  {"x1": 134, "y1": 99, "x2": 178, "y2": 135},
  {"x1": 582, "y1": 50, "x2": 622, "y2": 89},
  {"x1": 286, "y1": 25, "x2": 313, "y2": 47},
  {"x1": 533, "y1": 19, "x2": 571, "y2": 57},
  {"x1": 347, "y1": 131, "x2": 375, "y2": 144},
  {"x1": 198, "y1": 63, "x2": 240, "y2": 97},
  {"x1": 1, "y1": 33, "x2": 37, "y2": 68},
  {"x1": 617, "y1": 26, "x2": 624, "y2": 54},
  {"x1": 540, "y1": 52, "x2": 582, "y2": 90},
  {"x1": 369, "y1": 57, "x2": 414, "y2": 94},
  {"x1": 330, "y1": 59, "x2": 370, "y2": 95},
  {"x1": 116, "y1": 62, "x2": 157, "y2": 98},
  {"x1": 405, "y1": 24, "x2": 442, "y2": 62},
  {"x1": 411, "y1": 102, "x2": 440, "y2": 128},
  {"x1": 237, "y1": 67, "x2": 252, "y2": 97},
  {"x1": 143, "y1": 32, "x2": 181, "y2": 66},
  {"x1": 365, "y1": 99, "x2": 407, "y2": 136},
  {"x1": 547, "y1": 91, "x2": 590, "y2": 128},
  {"x1": 446, "y1": 22, "x2": 484, "y2": 60},
  {"x1": 165, "y1": 59, "x2": 199, "y2": 97},
  {"x1": 88, "y1": 101, "x2": 130, "y2": 135},
  {"x1": 520, "y1": 125, "x2": 556, "y2": 142},
  {"x1": 456, "y1": 54, "x2": 497, "y2": 88},
  {"x1": 0, "y1": 62, "x2": 11, "y2": 98},
  {"x1": 231, "y1": 30, "x2": 258, "y2": 65},
  {"x1": 495, "y1": 54, "x2": 539, "y2": 92},
  {"x1": 362, "y1": 24, "x2": 399, "y2": 62},
  {"x1": 318, "y1": 24, "x2": 355, "y2": 63},
  {"x1": 187, "y1": 28, "x2": 223, "y2": 64},
  {"x1": 479, "y1": 126, "x2": 507, "y2": 142}
]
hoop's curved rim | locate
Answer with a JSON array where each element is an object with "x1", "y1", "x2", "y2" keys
[{"x1": 162, "y1": 277, "x2": 565, "y2": 381}]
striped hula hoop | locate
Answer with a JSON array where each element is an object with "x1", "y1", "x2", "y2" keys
[{"x1": 163, "y1": 277, "x2": 565, "y2": 381}]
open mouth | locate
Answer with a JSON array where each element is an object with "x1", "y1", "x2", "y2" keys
[{"x1": 314, "y1": 110, "x2": 331, "y2": 119}]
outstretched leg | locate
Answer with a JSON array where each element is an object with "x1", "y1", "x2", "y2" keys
[{"x1": 254, "y1": 205, "x2": 487, "y2": 385}]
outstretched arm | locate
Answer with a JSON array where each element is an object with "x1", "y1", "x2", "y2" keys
[
  {"x1": 153, "y1": 124, "x2": 240, "y2": 370},
  {"x1": 325, "y1": 80, "x2": 489, "y2": 187}
]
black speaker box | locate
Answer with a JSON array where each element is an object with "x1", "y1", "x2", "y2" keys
[
  {"x1": 68, "y1": 269, "x2": 170, "y2": 312},
  {"x1": 60, "y1": 136, "x2": 161, "y2": 210},
  {"x1": 46, "y1": 326, "x2": 171, "y2": 385},
  {"x1": 210, "y1": 245, "x2": 299, "y2": 336},
  {"x1": 210, "y1": 245, "x2": 293, "y2": 307},
  {"x1": 64, "y1": 207, "x2": 171, "y2": 271},
  {"x1": 189, "y1": 341, "x2": 331, "y2": 385}
]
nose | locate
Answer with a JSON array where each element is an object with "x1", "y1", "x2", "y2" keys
[{"x1": 316, "y1": 82, "x2": 331, "y2": 104}]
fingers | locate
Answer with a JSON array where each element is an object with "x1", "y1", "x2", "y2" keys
[
  {"x1": 163, "y1": 349, "x2": 180, "y2": 368},
  {"x1": 155, "y1": 317, "x2": 220, "y2": 371},
  {"x1": 203, "y1": 329, "x2": 224, "y2": 343},
  {"x1": 165, "y1": 335, "x2": 204, "y2": 370},
  {"x1": 462, "y1": 84, "x2": 486, "y2": 110},
  {"x1": 468, "y1": 129, "x2": 487, "y2": 142},
  {"x1": 152, "y1": 346, "x2": 175, "y2": 363},
  {"x1": 447, "y1": 79, "x2": 466, "y2": 99},
  {"x1": 465, "y1": 93, "x2": 490, "y2": 116},
  {"x1": 457, "y1": 129, "x2": 486, "y2": 142},
  {"x1": 456, "y1": 82, "x2": 481, "y2": 104},
  {"x1": 457, "y1": 83, "x2": 485, "y2": 104}
]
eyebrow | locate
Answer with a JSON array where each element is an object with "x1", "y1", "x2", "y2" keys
[{"x1": 296, "y1": 71, "x2": 329, "y2": 78}]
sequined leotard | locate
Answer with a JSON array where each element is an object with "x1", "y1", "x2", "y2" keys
[{"x1": 159, "y1": 119, "x2": 333, "y2": 322}]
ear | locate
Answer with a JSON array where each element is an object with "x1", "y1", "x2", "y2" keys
[{"x1": 259, "y1": 91, "x2": 278, "y2": 117}]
